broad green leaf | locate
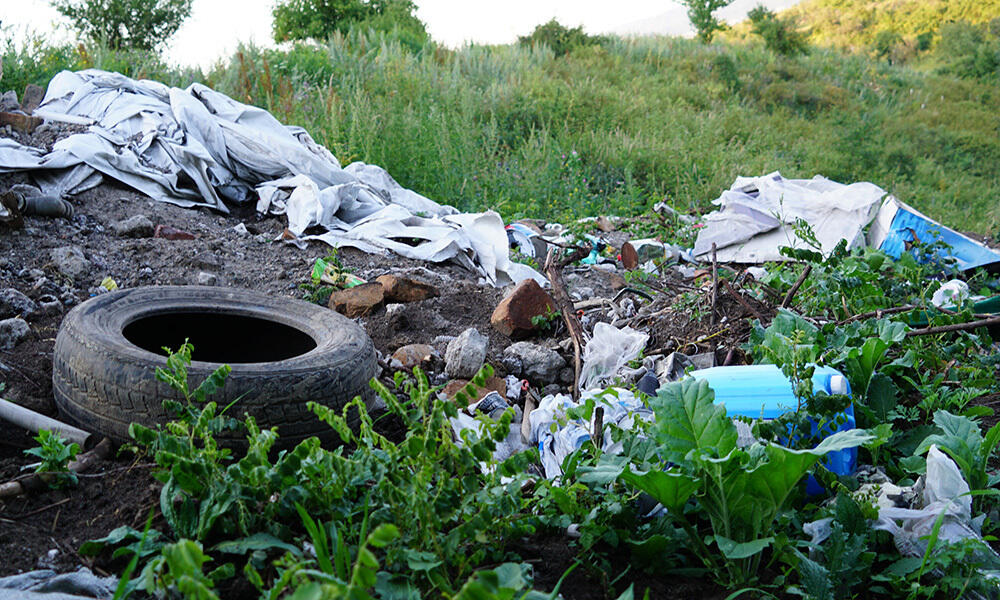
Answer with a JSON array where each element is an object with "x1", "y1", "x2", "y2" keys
[
  {"x1": 866, "y1": 374, "x2": 897, "y2": 423},
  {"x1": 211, "y1": 533, "x2": 301, "y2": 557},
  {"x1": 714, "y1": 535, "x2": 773, "y2": 559},
  {"x1": 650, "y1": 378, "x2": 738, "y2": 461},
  {"x1": 403, "y1": 549, "x2": 442, "y2": 572},
  {"x1": 619, "y1": 467, "x2": 698, "y2": 513},
  {"x1": 577, "y1": 456, "x2": 627, "y2": 485},
  {"x1": 812, "y1": 428, "x2": 875, "y2": 454},
  {"x1": 932, "y1": 410, "x2": 982, "y2": 456}
]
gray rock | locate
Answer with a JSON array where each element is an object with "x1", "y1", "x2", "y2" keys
[
  {"x1": 542, "y1": 384, "x2": 563, "y2": 397},
  {"x1": 559, "y1": 367, "x2": 575, "y2": 384},
  {"x1": 233, "y1": 223, "x2": 249, "y2": 236},
  {"x1": 0, "y1": 90, "x2": 18, "y2": 112},
  {"x1": 0, "y1": 288, "x2": 37, "y2": 319},
  {"x1": 0, "y1": 317, "x2": 30, "y2": 350},
  {"x1": 503, "y1": 342, "x2": 566, "y2": 384},
  {"x1": 112, "y1": 214, "x2": 154, "y2": 238},
  {"x1": 49, "y1": 246, "x2": 91, "y2": 279},
  {"x1": 445, "y1": 327, "x2": 488, "y2": 379},
  {"x1": 60, "y1": 291, "x2": 78, "y2": 307},
  {"x1": 37, "y1": 294, "x2": 62, "y2": 316},
  {"x1": 431, "y1": 334, "x2": 455, "y2": 355},
  {"x1": 196, "y1": 271, "x2": 218, "y2": 286}
]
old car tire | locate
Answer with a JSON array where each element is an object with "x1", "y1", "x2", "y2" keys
[{"x1": 52, "y1": 286, "x2": 376, "y2": 446}]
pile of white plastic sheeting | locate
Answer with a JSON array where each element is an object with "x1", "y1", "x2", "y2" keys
[
  {"x1": 693, "y1": 172, "x2": 888, "y2": 263},
  {"x1": 0, "y1": 70, "x2": 540, "y2": 286},
  {"x1": 693, "y1": 172, "x2": 1000, "y2": 271}
]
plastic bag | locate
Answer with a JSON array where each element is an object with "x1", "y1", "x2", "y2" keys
[{"x1": 578, "y1": 322, "x2": 648, "y2": 391}]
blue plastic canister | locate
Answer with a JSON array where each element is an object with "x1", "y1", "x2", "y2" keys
[{"x1": 688, "y1": 365, "x2": 857, "y2": 492}]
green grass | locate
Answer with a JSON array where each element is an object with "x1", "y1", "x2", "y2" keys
[{"x1": 4, "y1": 26, "x2": 999, "y2": 234}]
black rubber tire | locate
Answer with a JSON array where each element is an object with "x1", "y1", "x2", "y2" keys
[{"x1": 52, "y1": 286, "x2": 376, "y2": 446}]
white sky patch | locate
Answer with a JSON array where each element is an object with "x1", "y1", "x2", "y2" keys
[{"x1": 3, "y1": 0, "x2": 799, "y2": 70}]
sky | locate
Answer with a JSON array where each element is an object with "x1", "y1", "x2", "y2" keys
[{"x1": 3, "y1": 0, "x2": 799, "y2": 70}]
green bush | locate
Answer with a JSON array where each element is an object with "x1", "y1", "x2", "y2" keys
[
  {"x1": 517, "y1": 19, "x2": 604, "y2": 57},
  {"x1": 748, "y1": 5, "x2": 809, "y2": 56},
  {"x1": 934, "y1": 21, "x2": 1000, "y2": 79}
]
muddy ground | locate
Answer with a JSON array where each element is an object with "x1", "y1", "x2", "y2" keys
[{"x1": 0, "y1": 119, "x2": 762, "y2": 598}]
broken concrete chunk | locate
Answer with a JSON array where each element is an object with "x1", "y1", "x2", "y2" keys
[
  {"x1": 377, "y1": 274, "x2": 438, "y2": 303},
  {"x1": 195, "y1": 271, "x2": 218, "y2": 286},
  {"x1": 49, "y1": 246, "x2": 91, "y2": 280},
  {"x1": 0, "y1": 91, "x2": 18, "y2": 112},
  {"x1": 328, "y1": 282, "x2": 385, "y2": 318},
  {"x1": 491, "y1": 279, "x2": 557, "y2": 339},
  {"x1": 0, "y1": 317, "x2": 29, "y2": 350},
  {"x1": 445, "y1": 327, "x2": 488, "y2": 379},
  {"x1": 0, "y1": 288, "x2": 37, "y2": 319},
  {"x1": 503, "y1": 342, "x2": 566, "y2": 385},
  {"x1": 112, "y1": 214, "x2": 155, "y2": 238}
]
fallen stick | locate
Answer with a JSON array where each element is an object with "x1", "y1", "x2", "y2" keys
[
  {"x1": 780, "y1": 264, "x2": 812, "y2": 309},
  {"x1": 592, "y1": 406, "x2": 604, "y2": 448},
  {"x1": 721, "y1": 279, "x2": 764, "y2": 322},
  {"x1": 709, "y1": 244, "x2": 718, "y2": 327},
  {"x1": 545, "y1": 245, "x2": 591, "y2": 400},
  {"x1": 0, "y1": 437, "x2": 112, "y2": 499},
  {"x1": 906, "y1": 315, "x2": 1000, "y2": 338},
  {"x1": 837, "y1": 304, "x2": 916, "y2": 325}
]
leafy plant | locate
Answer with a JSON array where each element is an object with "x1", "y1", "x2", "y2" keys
[
  {"x1": 133, "y1": 540, "x2": 231, "y2": 600},
  {"x1": 614, "y1": 378, "x2": 871, "y2": 586},
  {"x1": 914, "y1": 410, "x2": 1000, "y2": 511},
  {"x1": 681, "y1": 0, "x2": 735, "y2": 43},
  {"x1": 23, "y1": 429, "x2": 80, "y2": 488}
]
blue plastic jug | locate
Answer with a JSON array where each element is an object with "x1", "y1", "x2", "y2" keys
[{"x1": 688, "y1": 365, "x2": 857, "y2": 494}]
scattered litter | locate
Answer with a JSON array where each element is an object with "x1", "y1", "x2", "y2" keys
[
  {"x1": 0, "y1": 567, "x2": 117, "y2": 600},
  {"x1": 312, "y1": 256, "x2": 365, "y2": 288},
  {"x1": 99, "y1": 277, "x2": 118, "y2": 292},
  {"x1": 931, "y1": 279, "x2": 973, "y2": 308},
  {"x1": 578, "y1": 322, "x2": 649, "y2": 391}
]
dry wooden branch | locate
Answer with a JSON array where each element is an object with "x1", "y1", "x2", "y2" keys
[
  {"x1": 544, "y1": 245, "x2": 591, "y2": 400},
  {"x1": 710, "y1": 243, "x2": 718, "y2": 326},
  {"x1": 780, "y1": 264, "x2": 812, "y2": 309},
  {"x1": 906, "y1": 315, "x2": 1000, "y2": 337},
  {"x1": 721, "y1": 279, "x2": 764, "y2": 322}
]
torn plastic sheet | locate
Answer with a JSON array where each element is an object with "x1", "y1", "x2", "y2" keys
[
  {"x1": 693, "y1": 172, "x2": 887, "y2": 263},
  {"x1": 0, "y1": 70, "x2": 541, "y2": 285},
  {"x1": 693, "y1": 172, "x2": 1000, "y2": 271},
  {"x1": 868, "y1": 196, "x2": 1000, "y2": 272},
  {"x1": 0, "y1": 567, "x2": 117, "y2": 600},
  {"x1": 808, "y1": 446, "x2": 1000, "y2": 574}
]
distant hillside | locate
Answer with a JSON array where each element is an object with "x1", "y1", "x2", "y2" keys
[{"x1": 782, "y1": 0, "x2": 1000, "y2": 50}]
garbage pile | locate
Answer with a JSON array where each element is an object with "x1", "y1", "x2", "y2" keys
[{"x1": 0, "y1": 70, "x2": 538, "y2": 286}]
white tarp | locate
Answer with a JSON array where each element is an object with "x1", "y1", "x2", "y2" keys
[
  {"x1": 693, "y1": 172, "x2": 888, "y2": 263},
  {"x1": 0, "y1": 69, "x2": 539, "y2": 286}
]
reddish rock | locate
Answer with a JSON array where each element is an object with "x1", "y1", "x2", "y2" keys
[
  {"x1": 20, "y1": 84, "x2": 44, "y2": 115},
  {"x1": 490, "y1": 279, "x2": 556, "y2": 339},
  {"x1": 443, "y1": 377, "x2": 508, "y2": 402},
  {"x1": 328, "y1": 282, "x2": 384, "y2": 318},
  {"x1": 377, "y1": 274, "x2": 438, "y2": 303},
  {"x1": 0, "y1": 111, "x2": 42, "y2": 134},
  {"x1": 391, "y1": 343, "x2": 437, "y2": 369},
  {"x1": 153, "y1": 225, "x2": 196, "y2": 240}
]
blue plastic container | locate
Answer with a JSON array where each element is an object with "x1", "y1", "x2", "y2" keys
[{"x1": 688, "y1": 365, "x2": 857, "y2": 493}]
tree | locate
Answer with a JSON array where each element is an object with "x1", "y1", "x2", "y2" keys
[
  {"x1": 272, "y1": 0, "x2": 426, "y2": 44},
  {"x1": 50, "y1": 0, "x2": 194, "y2": 51},
  {"x1": 748, "y1": 5, "x2": 808, "y2": 56},
  {"x1": 681, "y1": 0, "x2": 734, "y2": 43}
]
